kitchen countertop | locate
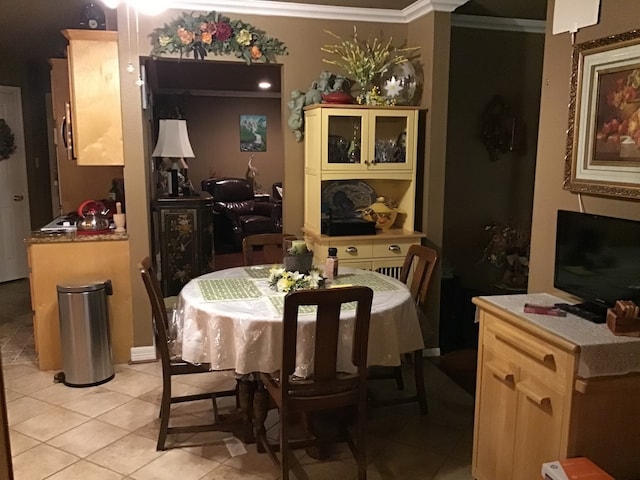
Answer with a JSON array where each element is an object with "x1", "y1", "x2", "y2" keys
[{"x1": 26, "y1": 231, "x2": 128, "y2": 244}]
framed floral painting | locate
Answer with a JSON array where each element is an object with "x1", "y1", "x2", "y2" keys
[{"x1": 565, "y1": 29, "x2": 640, "y2": 199}]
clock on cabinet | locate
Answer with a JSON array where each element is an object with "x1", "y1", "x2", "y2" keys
[{"x1": 78, "y1": 3, "x2": 106, "y2": 30}]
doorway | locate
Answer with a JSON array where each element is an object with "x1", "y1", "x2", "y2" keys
[{"x1": 0, "y1": 86, "x2": 31, "y2": 283}]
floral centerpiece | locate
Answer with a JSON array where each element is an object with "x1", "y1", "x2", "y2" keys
[
  {"x1": 149, "y1": 11, "x2": 287, "y2": 64},
  {"x1": 268, "y1": 239, "x2": 323, "y2": 293},
  {"x1": 268, "y1": 266, "x2": 324, "y2": 294},
  {"x1": 482, "y1": 222, "x2": 530, "y2": 289},
  {"x1": 321, "y1": 27, "x2": 419, "y2": 105}
]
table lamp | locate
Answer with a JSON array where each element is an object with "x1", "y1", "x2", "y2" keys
[{"x1": 152, "y1": 119, "x2": 195, "y2": 197}]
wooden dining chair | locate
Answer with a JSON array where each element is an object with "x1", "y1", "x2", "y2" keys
[
  {"x1": 242, "y1": 232, "x2": 293, "y2": 266},
  {"x1": 369, "y1": 244, "x2": 438, "y2": 414},
  {"x1": 257, "y1": 286, "x2": 374, "y2": 480},
  {"x1": 138, "y1": 256, "x2": 238, "y2": 450}
]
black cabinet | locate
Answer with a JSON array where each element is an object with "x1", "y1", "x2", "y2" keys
[{"x1": 152, "y1": 196, "x2": 215, "y2": 297}]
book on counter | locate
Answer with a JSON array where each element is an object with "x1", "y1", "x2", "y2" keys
[{"x1": 542, "y1": 457, "x2": 614, "y2": 480}]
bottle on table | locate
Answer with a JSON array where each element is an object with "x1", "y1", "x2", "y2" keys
[{"x1": 325, "y1": 247, "x2": 339, "y2": 280}]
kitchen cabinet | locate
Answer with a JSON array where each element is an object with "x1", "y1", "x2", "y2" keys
[
  {"x1": 26, "y1": 234, "x2": 133, "y2": 371},
  {"x1": 152, "y1": 196, "x2": 215, "y2": 297},
  {"x1": 473, "y1": 294, "x2": 640, "y2": 480},
  {"x1": 62, "y1": 29, "x2": 124, "y2": 166},
  {"x1": 302, "y1": 105, "x2": 424, "y2": 276},
  {"x1": 49, "y1": 57, "x2": 123, "y2": 214}
]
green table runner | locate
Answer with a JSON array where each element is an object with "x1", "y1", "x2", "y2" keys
[
  {"x1": 198, "y1": 278, "x2": 262, "y2": 301},
  {"x1": 333, "y1": 273, "x2": 400, "y2": 291}
]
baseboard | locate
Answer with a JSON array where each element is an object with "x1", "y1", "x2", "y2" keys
[
  {"x1": 130, "y1": 346, "x2": 157, "y2": 363},
  {"x1": 423, "y1": 348, "x2": 441, "y2": 357}
]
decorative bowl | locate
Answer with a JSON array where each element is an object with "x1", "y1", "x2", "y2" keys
[{"x1": 358, "y1": 196, "x2": 399, "y2": 230}]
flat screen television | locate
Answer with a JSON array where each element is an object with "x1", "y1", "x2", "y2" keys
[{"x1": 554, "y1": 210, "x2": 640, "y2": 323}]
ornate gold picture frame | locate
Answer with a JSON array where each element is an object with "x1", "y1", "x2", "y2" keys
[{"x1": 565, "y1": 29, "x2": 640, "y2": 199}]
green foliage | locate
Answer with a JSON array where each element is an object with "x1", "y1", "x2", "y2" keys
[
  {"x1": 149, "y1": 11, "x2": 288, "y2": 64},
  {"x1": 0, "y1": 119, "x2": 16, "y2": 161}
]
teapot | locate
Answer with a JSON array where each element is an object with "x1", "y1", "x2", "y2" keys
[
  {"x1": 358, "y1": 196, "x2": 399, "y2": 230},
  {"x1": 76, "y1": 200, "x2": 111, "y2": 234}
]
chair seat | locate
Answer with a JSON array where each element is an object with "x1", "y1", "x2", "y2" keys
[
  {"x1": 241, "y1": 215, "x2": 276, "y2": 234},
  {"x1": 263, "y1": 371, "x2": 360, "y2": 397}
]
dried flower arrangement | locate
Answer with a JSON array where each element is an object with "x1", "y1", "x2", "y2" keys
[
  {"x1": 149, "y1": 11, "x2": 287, "y2": 64},
  {"x1": 482, "y1": 223, "x2": 530, "y2": 289},
  {"x1": 321, "y1": 27, "x2": 419, "y2": 104}
]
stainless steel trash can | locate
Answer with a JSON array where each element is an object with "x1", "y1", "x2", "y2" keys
[{"x1": 57, "y1": 279, "x2": 114, "y2": 387}]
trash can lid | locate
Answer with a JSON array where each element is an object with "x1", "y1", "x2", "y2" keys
[{"x1": 57, "y1": 279, "x2": 111, "y2": 293}]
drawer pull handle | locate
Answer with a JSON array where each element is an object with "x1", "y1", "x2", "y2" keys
[
  {"x1": 494, "y1": 331, "x2": 555, "y2": 365},
  {"x1": 388, "y1": 244, "x2": 401, "y2": 252},
  {"x1": 345, "y1": 246, "x2": 358, "y2": 254},
  {"x1": 517, "y1": 382, "x2": 551, "y2": 407},
  {"x1": 486, "y1": 361, "x2": 515, "y2": 384}
]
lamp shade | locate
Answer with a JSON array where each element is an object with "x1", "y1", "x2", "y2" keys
[{"x1": 152, "y1": 119, "x2": 195, "y2": 158}]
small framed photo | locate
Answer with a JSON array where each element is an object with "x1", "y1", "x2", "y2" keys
[
  {"x1": 240, "y1": 114, "x2": 266, "y2": 152},
  {"x1": 564, "y1": 29, "x2": 640, "y2": 199}
]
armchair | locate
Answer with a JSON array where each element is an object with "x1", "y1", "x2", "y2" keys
[{"x1": 202, "y1": 177, "x2": 281, "y2": 252}]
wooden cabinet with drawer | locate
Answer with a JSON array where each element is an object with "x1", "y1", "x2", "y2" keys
[{"x1": 473, "y1": 294, "x2": 640, "y2": 480}]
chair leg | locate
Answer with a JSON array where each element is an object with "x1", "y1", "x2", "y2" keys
[
  {"x1": 357, "y1": 396, "x2": 367, "y2": 480},
  {"x1": 280, "y1": 407, "x2": 289, "y2": 480},
  {"x1": 394, "y1": 366, "x2": 404, "y2": 390},
  {"x1": 413, "y1": 350, "x2": 428, "y2": 415},
  {"x1": 157, "y1": 382, "x2": 171, "y2": 450}
]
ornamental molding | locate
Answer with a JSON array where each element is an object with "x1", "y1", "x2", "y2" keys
[
  {"x1": 451, "y1": 14, "x2": 546, "y2": 34},
  {"x1": 169, "y1": 0, "x2": 469, "y2": 23}
]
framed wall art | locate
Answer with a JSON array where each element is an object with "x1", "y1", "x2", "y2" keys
[
  {"x1": 564, "y1": 29, "x2": 640, "y2": 199},
  {"x1": 240, "y1": 114, "x2": 267, "y2": 152}
]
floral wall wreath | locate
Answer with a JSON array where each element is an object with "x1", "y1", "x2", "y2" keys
[
  {"x1": 149, "y1": 11, "x2": 287, "y2": 64},
  {"x1": 0, "y1": 119, "x2": 17, "y2": 161}
]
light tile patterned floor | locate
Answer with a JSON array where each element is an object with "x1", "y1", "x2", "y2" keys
[{"x1": 0, "y1": 277, "x2": 474, "y2": 479}]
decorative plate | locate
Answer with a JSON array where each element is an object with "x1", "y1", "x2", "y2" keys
[{"x1": 321, "y1": 180, "x2": 376, "y2": 218}]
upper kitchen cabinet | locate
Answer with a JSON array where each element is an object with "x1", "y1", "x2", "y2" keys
[
  {"x1": 62, "y1": 29, "x2": 124, "y2": 166},
  {"x1": 304, "y1": 105, "x2": 417, "y2": 177}
]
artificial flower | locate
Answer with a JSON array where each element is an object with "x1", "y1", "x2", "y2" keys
[
  {"x1": 237, "y1": 29, "x2": 252, "y2": 46},
  {"x1": 251, "y1": 45, "x2": 262, "y2": 59},
  {"x1": 268, "y1": 266, "x2": 324, "y2": 293},
  {"x1": 215, "y1": 22, "x2": 233, "y2": 41},
  {"x1": 150, "y1": 12, "x2": 287, "y2": 64}
]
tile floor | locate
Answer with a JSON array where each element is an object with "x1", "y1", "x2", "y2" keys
[{"x1": 0, "y1": 277, "x2": 475, "y2": 480}]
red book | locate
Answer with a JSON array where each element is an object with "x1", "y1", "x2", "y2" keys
[{"x1": 542, "y1": 457, "x2": 615, "y2": 479}]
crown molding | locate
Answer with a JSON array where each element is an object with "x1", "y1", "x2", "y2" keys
[
  {"x1": 451, "y1": 14, "x2": 546, "y2": 34},
  {"x1": 169, "y1": 0, "x2": 468, "y2": 23}
]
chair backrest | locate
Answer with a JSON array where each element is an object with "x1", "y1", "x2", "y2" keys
[
  {"x1": 280, "y1": 286, "x2": 373, "y2": 393},
  {"x1": 242, "y1": 233, "x2": 293, "y2": 266},
  {"x1": 399, "y1": 245, "x2": 439, "y2": 308},
  {"x1": 202, "y1": 177, "x2": 254, "y2": 203},
  {"x1": 138, "y1": 257, "x2": 172, "y2": 367}
]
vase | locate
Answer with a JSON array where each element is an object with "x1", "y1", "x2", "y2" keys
[
  {"x1": 283, "y1": 253, "x2": 314, "y2": 274},
  {"x1": 377, "y1": 60, "x2": 423, "y2": 106}
]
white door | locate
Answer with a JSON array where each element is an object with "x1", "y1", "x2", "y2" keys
[{"x1": 0, "y1": 86, "x2": 30, "y2": 282}]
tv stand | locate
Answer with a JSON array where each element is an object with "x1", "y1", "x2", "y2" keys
[{"x1": 554, "y1": 302, "x2": 606, "y2": 324}]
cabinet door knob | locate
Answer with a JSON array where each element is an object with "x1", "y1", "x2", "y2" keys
[
  {"x1": 388, "y1": 244, "x2": 401, "y2": 252},
  {"x1": 13, "y1": 194, "x2": 24, "y2": 201},
  {"x1": 345, "y1": 246, "x2": 358, "y2": 254}
]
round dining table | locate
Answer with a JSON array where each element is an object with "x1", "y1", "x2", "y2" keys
[{"x1": 178, "y1": 265, "x2": 425, "y2": 377}]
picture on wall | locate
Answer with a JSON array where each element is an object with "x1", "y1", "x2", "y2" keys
[
  {"x1": 564, "y1": 29, "x2": 640, "y2": 199},
  {"x1": 240, "y1": 115, "x2": 267, "y2": 152}
]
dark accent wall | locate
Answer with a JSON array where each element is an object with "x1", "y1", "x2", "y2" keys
[{"x1": 443, "y1": 27, "x2": 544, "y2": 292}]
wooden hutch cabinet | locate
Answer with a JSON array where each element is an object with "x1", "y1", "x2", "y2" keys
[{"x1": 302, "y1": 105, "x2": 424, "y2": 277}]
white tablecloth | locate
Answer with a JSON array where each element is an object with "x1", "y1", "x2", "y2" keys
[{"x1": 178, "y1": 266, "x2": 424, "y2": 377}]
